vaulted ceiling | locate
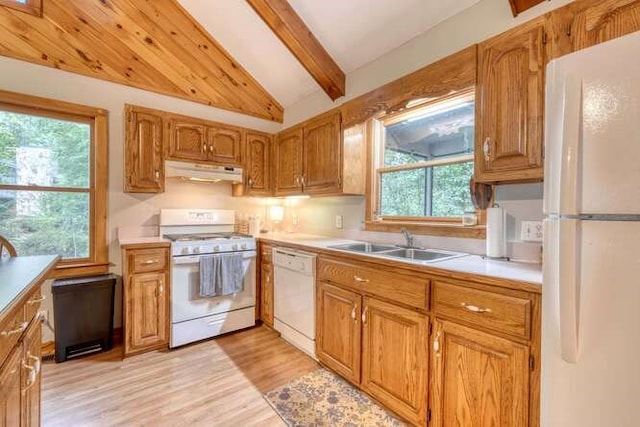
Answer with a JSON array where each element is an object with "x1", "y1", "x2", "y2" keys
[{"x1": 0, "y1": 0, "x2": 543, "y2": 123}]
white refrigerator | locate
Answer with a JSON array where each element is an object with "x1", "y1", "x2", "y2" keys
[{"x1": 543, "y1": 32, "x2": 640, "y2": 426}]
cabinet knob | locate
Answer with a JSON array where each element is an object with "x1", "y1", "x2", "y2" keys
[
  {"x1": 155, "y1": 169, "x2": 160, "y2": 180},
  {"x1": 483, "y1": 137, "x2": 491, "y2": 161}
]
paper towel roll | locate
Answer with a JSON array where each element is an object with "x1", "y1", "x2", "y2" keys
[{"x1": 486, "y1": 207, "x2": 507, "y2": 258}]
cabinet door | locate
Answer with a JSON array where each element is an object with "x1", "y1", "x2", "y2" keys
[
  {"x1": 0, "y1": 347, "x2": 21, "y2": 426},
  {"x1": 302, "y1": 112, "x2": 342, "y2": 194},
  {"x1": 274, "y1": 126, "x2": 303, "y2": 196},
  {"x1": 245, "y1": 132, "x2": 272, "y2": 196},
  {"x1": 361, "y1": 297, "x2": 428, "y2": 426},
  {"x1": 21, "y1": 319, "x2": 41, "y2": 427},
  {"x1": 260, "y1": 261, "x2": 274, "y2": 327},
  {"x1": 207, "y1": 127, "x2": 243, "y2": 165},
  {"x1": 168, "y1": 120, "x2": 207, "y2": 162},
  {"x1": 430, "y1": 320, "x2": 530, "y2": 427},
  {"x1": 124, "y1": 108, "x2": 164, "y2": 193},
  {"x1": 475, "y1": 18, "x2": 545, "y2": 183},
  {"x1": 126, "y1": 272, "x2": 169, "y2": 355},
  {"x1": 316, "y1": 283, "x2": 361, "y2": 384}
]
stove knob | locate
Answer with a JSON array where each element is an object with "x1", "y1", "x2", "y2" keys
[
  {"x1": 232, "y1": 244, "x2": 238, "y2": 251},
  {"x1": 193, "y1": 247, "x2": 200, "y2": 254},
  {"x1": 181, "y1": 247, "x2": 190, "y2": 255},
  {"x1": 214, "y1": 246, "x2": 221, "y2": 252},
  {"x1": 241, "y1": 243, "x2": 248, "y2": 250}
]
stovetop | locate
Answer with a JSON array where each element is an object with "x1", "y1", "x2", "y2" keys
[{"x1": 163, "y1": 232, "x2": 253, "y2": 242}]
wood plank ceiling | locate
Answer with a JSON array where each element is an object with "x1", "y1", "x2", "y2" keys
[
  {"x1": 0, "y1": 0, "x2": 284, "y2": 122},
  {"x1": 246, "y1": 0, "x2": 346, "y2": 101}
]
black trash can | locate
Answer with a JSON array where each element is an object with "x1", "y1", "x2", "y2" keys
[{"x1": 52, "y1": 274, "x2": 118, "y2": 362}]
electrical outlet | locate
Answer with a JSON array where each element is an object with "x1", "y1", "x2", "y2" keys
[
  {"x1": 521, "y1": 221, "x2": 544, "y2": 242},
  {"x1": 335, "y1": 215, "x2": 343, "y2": 229}
]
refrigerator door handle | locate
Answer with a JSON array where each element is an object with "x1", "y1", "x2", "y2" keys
[
  {"x1": 559, "y1": 219, "x2": 580, "y2": 363},
  {"x1": 559, "y1": 75, "x2": 583, "y2": 216}
]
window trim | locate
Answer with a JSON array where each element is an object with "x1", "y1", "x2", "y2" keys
[
  {"x1": 0, "y1": 89, "x2": 109, "y2": 276},
  {"x1": 0, "y1": 0, "x2": 42, "y2": 16},
  {"x1": 363, "y1": 88, "x2": 486, "y2": 239}
]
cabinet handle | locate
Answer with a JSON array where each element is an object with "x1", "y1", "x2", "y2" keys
[
  {"x1": 361, "y1": 306, "x2": 369, "y2": 324},
  {"x1": 209, "y1": 144, "x2": 214, "y2": 153},
  {"x1": 248, "y1": 177, "x2": 253, "y2": 186},
  {"x1": 202, "y1": 143, "x2": 207, "y2": 153},
  {"x1": 483, "y1": 137, "x2": 491, "y2": 160},
  {"x1": 351, "y1": 303, "x2": 357, "y2": 322},
  {"x1": 353, "y1": 275, "x2": 369, "y2": 283},
  {"x1": 460, "y1": 302, "x2": 492, "y2": 314},
  {"x1": 433, "y1": 328, "x2": 442, "y2": 358},
  {"x1": 141, "y1": 260, "x2": 158, "y2": 265},
  {"x1": 158, "y1": 282, "x2": 164, "y2": 295},
  {"x1": 1, "y1": 321, "x2": 27, "y2": 337},
  {"x1": 295, "y1": 176, "x2": 301, "y2": 187},
  {"x1": 27, "y1": 295, "x2": 46, "y2": 304},
  {"x1": 155, "y1": 169, "x2": 160, "y2": 180},
  {"x1": 301, "y1": 175, "x2": 305, "y2": 187},
  {"x1": 22, "y1": 355, "x2": 40, "y2": 392}
]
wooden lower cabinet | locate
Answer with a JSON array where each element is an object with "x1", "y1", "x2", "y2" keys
[
  {"x1": 429, "y1": 320, "x2": 530, "y2": 427},
  {"x1": 0, "y1": 347, "x2": 21, "y2": 426},
  {"x1": 316, "y1": 281, "x2": 428, "y2": 426},
  {"x1": 316, "y1": 283, "x2": 361, "y2": 384},
  {"x1": 260, "y1": 261, "x2": 274, "y2": 327},
  {"x1": 21, "y1": 320, "x2": 42, "y2": 427},
  {"x1": 361, "y1": 297, "x2": 428, "y2": 426},
  {"x1": 122, "y1": 245, "x2": 170, "y2": 357}
]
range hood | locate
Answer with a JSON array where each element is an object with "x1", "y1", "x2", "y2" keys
[{"x1": 165, "y1": 160, "x2": 243, "y2": 183}]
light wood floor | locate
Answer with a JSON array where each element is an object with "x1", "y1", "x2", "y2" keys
[{"x1": 42, "y1": 326, "x2": 319, "y2": 426}]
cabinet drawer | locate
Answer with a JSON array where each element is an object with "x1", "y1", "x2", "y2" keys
[
  {"x1": 432, "y1": 281, "x2": 532, "y2": 339},
  {"x1": 24, "y1": 287, "x2": 45, "y2": 324},
  {"x1": 0, "y1": 305, "x2": 26, "y2": 364},
  {"x1": 318, "y1": 258, "x2": 428, "y2": 310},
  {"x1": 128, "y1": 248, "x2": 167, "y2": 274}
]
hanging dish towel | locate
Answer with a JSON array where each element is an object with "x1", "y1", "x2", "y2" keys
[{"x1": 199, "y1": 253, "x2": 244, "y2": 297}]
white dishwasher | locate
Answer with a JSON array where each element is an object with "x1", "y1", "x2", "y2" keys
[{"x1": 273, "y1": 247, "x2": 317, "y2": 359}]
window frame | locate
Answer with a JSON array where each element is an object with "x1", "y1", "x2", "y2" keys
[
  {"x1": 0, "y1": 0, "x2": 42, "y2": 16},
  {"x1": 364, "y1": 88, "x2": 486, "y2": 239},
  {"x1": 0, "y1": 89, "x2": 109, "y2": 277}
]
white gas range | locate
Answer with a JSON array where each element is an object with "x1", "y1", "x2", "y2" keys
[{"x1": 160, "y1": 209, "x2": 257, "y2": 348}]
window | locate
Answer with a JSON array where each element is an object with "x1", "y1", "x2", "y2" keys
[
  {"x1": 368, "y1": 89, "x2": 480, "y2": 235},
  {"x1": 0, "y1": 0, "x2": 42, "y2": 16},
  {"x1": 0, "y1": 90, "x2": 108, "y2": 276}
]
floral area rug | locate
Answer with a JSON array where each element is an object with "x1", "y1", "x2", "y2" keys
[{"x1": 264, "y1": 368, "x2": 406, "y2": 427}]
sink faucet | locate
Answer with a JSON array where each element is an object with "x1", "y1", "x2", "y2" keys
[{"x1": 401, "y1": 228, "x2": 415, "y2": 248}]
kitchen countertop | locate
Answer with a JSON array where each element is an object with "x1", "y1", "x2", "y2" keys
[
  {"x1": 119, "y1": 237, "x2": 171, "y2": 247},
  {"x1": 259, "y1": 233, "x2": 542, "y2": 290},
  {"x1": 0, "y1": 254, "x2": 59, "y2": 315}
]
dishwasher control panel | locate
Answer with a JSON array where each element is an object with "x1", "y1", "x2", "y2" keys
[{"x1": 272, "y1": 248, "x2": 316, "y2": 276}]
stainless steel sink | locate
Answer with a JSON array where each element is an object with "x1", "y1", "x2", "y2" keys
[
  {"x1": 328, "y1": 243, "x2": 399, "y2": 253},
  {"x1": 380, "y1": 248, "x2": 465, "y2": 262}
]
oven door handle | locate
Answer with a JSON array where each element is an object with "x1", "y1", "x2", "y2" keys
[{"x1": 172, "y1": 251, "x2": 257, "y2": 265}]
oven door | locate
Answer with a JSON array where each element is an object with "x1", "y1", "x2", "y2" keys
[{"x1": 171, "y1": 250, "x2": 257, "y2": 323}]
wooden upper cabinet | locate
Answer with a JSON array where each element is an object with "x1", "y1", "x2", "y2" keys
[
  {"x1": 316, "y1": 282, "x2": 362, "y2": 385},
  {"x1": 275, "y1": 126, "x2": 304, "y2": 195},
  {"x1": 124, "y1": 106, "x2": 165, "y2": 193},
  {"x1": 168, "y1": 120, "x2": 207, "y2": 162},
  {"x1": 302, "y1": 112, "x2": 342, "y2": 194},
  {"x1": 207, "y1": 127, "x2": 243, "y2": 166},
  {"x1": 547, "y1": 0, "x2": 640, "y2": 60},
  {"x1": 429, "y1": 320, "x2": 530, "y2": 427},
  {"x1": 361, "y1": 297, "x2": 428, "y2": 427},
  {"x1": 245, "y1": 131, "x2": 272, "y2": 196},
  {"x1": 475, "y1": 17, "x2": 546, "y2": 184}
]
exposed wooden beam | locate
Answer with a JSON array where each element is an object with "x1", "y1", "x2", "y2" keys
[
  {"x1": 246, "y1": 0, "x2": 346, "y2": 101},
  {"x1": 508, "y1": 0, "x2": 546, "y2": 16}
]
